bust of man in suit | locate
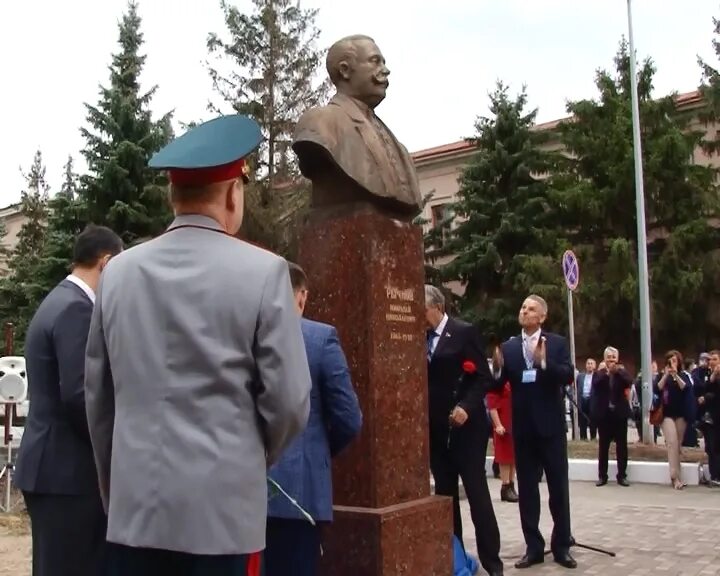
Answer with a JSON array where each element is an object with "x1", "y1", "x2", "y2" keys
[{"x1": 292, "y1": 34, "x2": 423, "y2": 221}]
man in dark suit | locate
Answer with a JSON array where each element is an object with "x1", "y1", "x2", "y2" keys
[
  {"x1": 492, "y1": 295, "x2": 576, "y2": 570},
  {"x1": 265, "y1": 263, "x2": 363, "y2": 576},
  {"x1": 590, "y1": 347, "x2": 632, "y2": 487},
  {"x1": 14, "y1": 225, "x2": 123, "y2": 576},
  {"x1": 425, "y1": 285, "x2": 503, "y2": 576},
  {"x1": 575, "y1": 358, "x2": 597, "y2": 440}
]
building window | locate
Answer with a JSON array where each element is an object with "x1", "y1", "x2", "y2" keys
[{"x1": 430, "y1": 203, "x2": 452, "y2": 247}]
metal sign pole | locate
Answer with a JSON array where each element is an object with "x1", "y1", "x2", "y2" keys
[
  {"x1": 567, "y1": 287, "x2": 579, "y2": 440},
  {"x1": 562, "y1": 250, "x2": 580, "y2": 441}
]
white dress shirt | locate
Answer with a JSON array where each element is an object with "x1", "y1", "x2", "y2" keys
[
  {"x1": 429, "y1": 313, "x2": 449, "y2": 357},
  {"x1": 66, "y1": 274, "x2": 95, "y2": 304},
  {"x1": 521, "y1": 328, "x2": 545, "y2": 370}
]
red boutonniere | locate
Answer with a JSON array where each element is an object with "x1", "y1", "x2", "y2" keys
[{"x1": 462, "y1": 360, "x2": 477, "y2": 374}]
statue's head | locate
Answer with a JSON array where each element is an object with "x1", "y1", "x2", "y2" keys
[{"x1": 326, "y1": 35, "x2": 390, "y2": 109}]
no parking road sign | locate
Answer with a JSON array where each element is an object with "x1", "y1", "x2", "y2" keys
[{"x1": 562, "y1": 250, "x2": 579, "y2": 292}]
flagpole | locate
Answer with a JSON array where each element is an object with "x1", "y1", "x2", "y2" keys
[{"x1": 627, "y1": 0, "x2": 654, "y2": 444}]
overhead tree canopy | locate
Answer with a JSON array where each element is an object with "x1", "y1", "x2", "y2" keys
[
  {"x1": 552, "y1": 40, "x2": 719, "y2": 354},
  {"x1": 438, "y1": 81, "x2": 565, "y2": 340},
  {"x1": 207, "y1": 0, "x2": 329, "y2": 255}
]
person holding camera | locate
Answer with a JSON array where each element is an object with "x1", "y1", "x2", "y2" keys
[
  {"x1": 590, "y1": 347, "x2": 632, "y2": 487},
  {"x1": 652, "y1": 350, "x2": 694, "y2": 490},
  {"x1": 698, "y1": 350, "x2": 720, "y2": 486}
]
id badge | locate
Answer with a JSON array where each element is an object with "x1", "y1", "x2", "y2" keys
[{"x1": 522, "y1": 369, "x2": 537, "y2": 383}]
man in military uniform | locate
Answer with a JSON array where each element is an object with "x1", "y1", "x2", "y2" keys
[{"x1": 85, "y1": 114, "x2": 312, "y2": 575}]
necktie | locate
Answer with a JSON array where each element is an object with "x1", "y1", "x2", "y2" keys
[
  {"x1": 523, "y1": 336, "x2": 535, "y2": 368},
  {"x1": 427, "y1": 330, "x2": 438, "y2": 361}
]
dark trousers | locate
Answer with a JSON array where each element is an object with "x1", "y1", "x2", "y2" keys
[
  {"x1": 683, "y1": 422, "x2": 698, "y2": 447},
  {"x1": 430, "y1": 424, "x2": 503, "y2": 575},
  {"x1": 598, "y1": 412, "x2": 629, "y2": 481},
  {"x1": 513, "y1": 432, "x2": 571, "y2": 557},
  {"x1": 705, "y1": 426, "x2": 720, "y2": 480},
  {"x1": 579, "y1": 397, "x2": 596, "y2": 440},
  {"x1": 264, "y1": 517, "x2": 321, "y2": 576},
  {"x1": 105, "y1": 543, "x2": 262, "y2": 576},
  {"x1": 23, "y1": 491, "x2": 108, "y2": 576}
]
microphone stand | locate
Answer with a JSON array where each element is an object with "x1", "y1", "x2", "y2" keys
[{"x1": 543, "y1": 385, "x2": 616, "y2": 558}]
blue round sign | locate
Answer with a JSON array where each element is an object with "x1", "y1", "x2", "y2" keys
[{"x1": 562, "y1": 250, "x2": 579, "y2": 291}]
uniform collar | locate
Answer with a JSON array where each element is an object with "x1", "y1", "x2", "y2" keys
[{"x1": 168, "y1": 214, "x2": 224, "y2": 231}]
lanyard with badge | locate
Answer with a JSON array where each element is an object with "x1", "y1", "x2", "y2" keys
[{"x1": 522, "y1": 337, "x2": 537, "y2": 384}]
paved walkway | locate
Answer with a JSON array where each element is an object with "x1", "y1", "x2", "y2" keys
[{"x1": 463, "y1": 479, "x2": 720, "y2": 576}]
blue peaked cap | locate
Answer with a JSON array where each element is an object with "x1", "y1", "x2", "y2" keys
[{"x1": 149, "y1": 114, "x2": 262, "y2": 171}]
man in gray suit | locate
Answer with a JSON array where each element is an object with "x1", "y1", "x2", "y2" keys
[
  {"x1": 85, "y1": 115, "x2": 312, "y2": 576},
  {"x1": 14, "y1": 225, "x2": 123, "y2": 576}
]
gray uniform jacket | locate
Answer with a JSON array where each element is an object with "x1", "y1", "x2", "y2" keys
[{"x1": 84, "y1": 214, "x2": 311, "y2": 555}]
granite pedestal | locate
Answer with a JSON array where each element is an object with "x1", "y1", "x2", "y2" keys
[{"x1": 298, "y1": 211, "x2": 452, "y2": 575}]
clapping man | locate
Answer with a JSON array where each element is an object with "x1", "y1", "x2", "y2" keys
[{"x1": 492, "y1": 295, "x2": 576, "y2": 570}]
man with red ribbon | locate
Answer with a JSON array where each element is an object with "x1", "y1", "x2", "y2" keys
[
  {"x1": 425, "y1": 285, "x2": 503, "y2": 576},
  {"x1": 85, "y1": 114, "x2": 312, "y2": 576}
]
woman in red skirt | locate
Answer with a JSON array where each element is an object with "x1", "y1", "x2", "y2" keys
[{"x1": 487, "y1": 381, "x2": 518, "y2": 502}]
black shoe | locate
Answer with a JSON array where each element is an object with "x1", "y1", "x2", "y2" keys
[
  {"x1": 617, "y1": 477, "x2": 630, "y2": 487},
  {"x1": 596, "y1": 478, "x2": 607, "y2": 486},
  {"x1": 500, "y1": 483, "x2": 519, "y2": 502},
  {"x1": 514, "y1": 554, "x2": 544, "y2": 569},
  {"x1": 553, "y1": 551, "x2": 577, "y2": 569},
  {"x1": 488, "y1": 572, "x2": 504, "y2": 576}
]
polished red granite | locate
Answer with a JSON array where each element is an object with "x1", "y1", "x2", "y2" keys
[
  {"x1": 298, "y1": 211, "x2": 453, "y2": 575},
  {"x1": 318, "y1": 497, "x2": 453, "y2": 576},
  {"x1": 298, "y1": 211, "x2": 431, "y2": 509}
]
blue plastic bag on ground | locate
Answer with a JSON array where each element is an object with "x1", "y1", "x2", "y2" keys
[{"x1": 453, "y1": 535, "x2": 479, "y2": 576}]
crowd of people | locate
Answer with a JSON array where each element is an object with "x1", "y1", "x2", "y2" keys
[
  {"x1": 9, "y1": 115, "x2": 719, "y2": 576},
  {"x1": 573, "y1": 350, "x2": 720, "y2": 491}
]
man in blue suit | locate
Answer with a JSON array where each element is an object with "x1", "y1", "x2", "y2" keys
[
  {"x1": 492, "y1": 295, "x2": 576, "y2": 570},
  {"x1": 265, "y1": 262, "x2": 363, "y2": 576},
  {"x1": 14, "y1": 225, "x2": 123, "y2": 576}
]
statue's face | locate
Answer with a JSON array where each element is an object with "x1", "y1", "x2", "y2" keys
[{"x1": 342, "y1": 40, "x2": 390, "y2": 109}]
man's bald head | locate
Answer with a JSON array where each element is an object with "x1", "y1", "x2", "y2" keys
[
  {"x1": 325, "y1": 34, "x2": 390, "y2": 108},
  {"x1": 326, "y1": 34, "x2": 376, "y2": 85}
]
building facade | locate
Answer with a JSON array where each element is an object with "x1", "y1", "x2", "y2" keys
[
  {"x1": 412, "y1": 90, "x2": 715, "y2": 239},
  {"x1": 0, "y1": 203, "x2": 24, "y2": 274}
]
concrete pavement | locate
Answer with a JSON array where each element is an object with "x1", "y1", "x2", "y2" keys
[{"x1": 462, "y1": 478, "x2": 720, "y2": 575}]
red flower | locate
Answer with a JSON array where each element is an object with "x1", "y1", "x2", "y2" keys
[{"x1": 462, "y1": 360, "x2": 477, "y2": 374}]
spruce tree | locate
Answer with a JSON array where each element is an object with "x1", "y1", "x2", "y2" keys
[
  {"x1": 35, "y1": 156, "x2": 87, "y2": 292},
  {"x1": 207, "y1": 0, "x2": 329, "y2": 254},
  {"x1": 554, "y1": 40, "x2": 719, "y2": 353},
  {"x1": 698, "y1": 15, "x2": 720, "y2": 155},
  {"x1": 440, "y1": 82, "x2": 564, "y2": 338},
  {"x1": 80, "y1": 0, "x2": 173, "y2": 245},
  {"x1": 0, "y1": 151, "x2": 50, "y2": 351}
]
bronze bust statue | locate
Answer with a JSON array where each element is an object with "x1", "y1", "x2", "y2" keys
[{"x1": 292, "y1": 35, "x2": 423, "y2": 221}]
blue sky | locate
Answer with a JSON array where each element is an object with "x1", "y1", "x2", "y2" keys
[{"x1": 1, "y1": 0, "x2": 718, "y2": 206}]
